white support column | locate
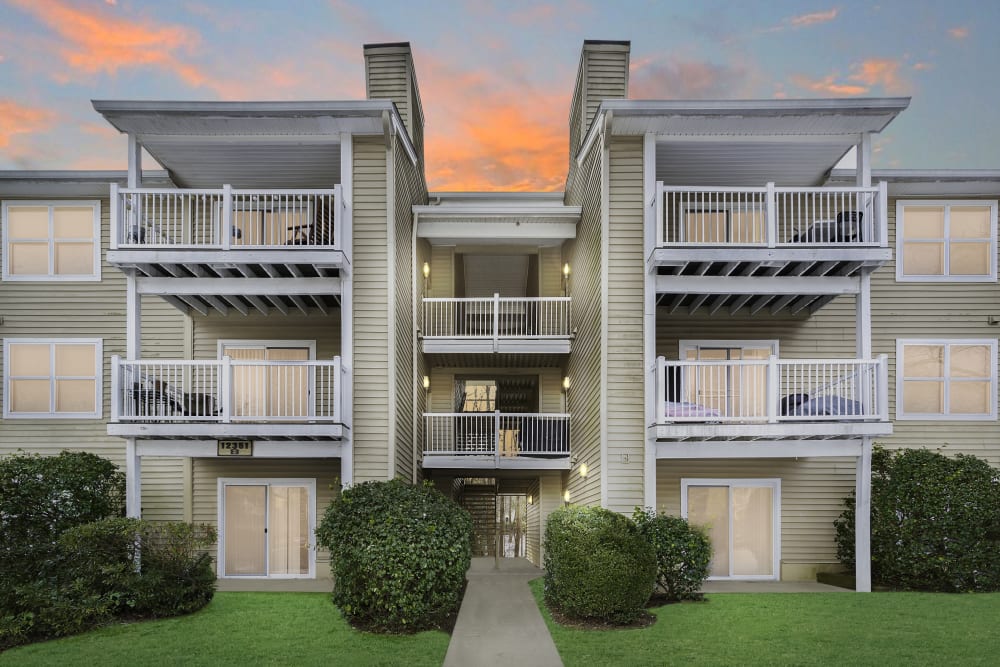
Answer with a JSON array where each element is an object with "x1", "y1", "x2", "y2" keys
[
  {"x1": 642, "y1": 132, "x2": 658, "y2": 510},
  {"x1": 339, "y1": 131, "x2": 354, "y2": 487},
  {"x1": 125, "y1": 438, "x2": 142, "y2": 519},
  {"x1": 127, "y1": 134, "x2": 142, "y2": 189},
  {"x1": 855, "y1": 437, "x2": 873, "y2": 592},
  {"x1": 857, "y1": 133, "x2": 872, "y2": 188},
  {"x1": 340, "y1": 438, "x2": 353, "y2": 489},
  {"x1": 126, "y1": 275, "x2": 142, "y2": 360},
  {"x1": 856, "y1": 271, "x2": 872, "y2": 359}
]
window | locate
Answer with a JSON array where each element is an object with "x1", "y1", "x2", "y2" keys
[
  {"x1": 896, "y1": 339, "x2": 997, "y2": 420},
  {"x1": 676, "y1": 340, "x2": 777, "y2": 418},
  {"x1": 3, "y1": 339, "x2": 103, "y2": 418},
  {"x1": 2, "y1": 201, "x2": 101, "y2": 281},
  {"x1": 896, "y1": 200, "x2": 997, "y2": 282}
]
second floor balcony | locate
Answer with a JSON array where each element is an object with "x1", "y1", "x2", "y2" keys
[
  {"x1": 421, "y1": 295, "x2": 572, "y2": 354},
  {"x1": 422, "y1": 412, "x2": 571, "y2": 470}
]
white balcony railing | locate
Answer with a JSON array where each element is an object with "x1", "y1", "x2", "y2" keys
[
  {"x1": 422, "y1": 295, "x2": 572, "y2": 339},
  {"x1": 110, "y1": 184, "x2": 343, "y2": 251},
  {"x1": 111, "y1": 356, "x2": 343, "y2": 423},
  {"x1": 653, "y1": 355, "x2": 889, "y2": 424},
  {"x1": 423, "y1": 412, "x2": 570, "y2": 459},
  {"x1": 656, "y1": 182, "x2": 888, "y2": 248}
]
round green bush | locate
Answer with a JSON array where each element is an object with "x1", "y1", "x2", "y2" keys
[
  {"x1": 632, "y1": 508, "x2": 711, "y2": 601},
  {"x1": 315, "y1": 479, "x2": 472, "y2": 632},
  {"x1": 544, "y1": 506, "x2": 656, "y2": 624},
  {"x1": 835, "y1": 447, "x2": 1000, "y2": 592}
]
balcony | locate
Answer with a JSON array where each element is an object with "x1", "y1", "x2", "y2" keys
[
  {"x1": 421, "y1": 295, "x2": 572, "y2": 354},
  {"x1": 650, "y1": 355, "x2": 891, "y2": 444},
  {"x1": 422, "y1": 412, "x2": 571, "y2": 470},
  {"x1": 651, "y1": 182, "x2": 891, "y2": 315},
  {"x1": 108, "y1": 356, "x2": 347, "y2": 441}
]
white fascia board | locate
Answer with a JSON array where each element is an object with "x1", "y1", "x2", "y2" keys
[
  {"x1": 135, "y1": 276, "x2": 341, "y2": 296},
  {"x1": 110, "y1": 423, "x2": 344, "y2": 439},
  {"x1": 654, "y1": 274, "x2": 860, "y2": 295},
  {"x1": 108, "y1": 249, "x2": 346, "y2": 268},
  {"x1": 412, "y1": 204, "x2": 581, "y2": 218},
  {"x1": 655, "y1": 440, "x2": 864, "y2": 459},
  {"x1": 417, "y1": 220, "x2": 578, "y2": 240},
  {"x1": 135, "y1": 440, "x2": 345, "y2": 458}
]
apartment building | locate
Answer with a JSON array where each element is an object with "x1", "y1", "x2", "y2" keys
[{"x1": 1, "y1": 41, "x2": 997, "y2": 591}]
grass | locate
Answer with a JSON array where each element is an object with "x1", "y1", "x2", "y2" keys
[
  {"x1": 0, "y1": 593, "x2": 450, "y2": 666},
  {"x1": 530, "y1": 580, "x2": 1000, "y2": 666}
]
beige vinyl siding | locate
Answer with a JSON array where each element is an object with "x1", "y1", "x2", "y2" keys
[
  {"x1": 539, "y1": 247, "x2": 563, "y2": 297},
  {"x1": 0, "y1": 194, "x2": 187, "y2": 521},
  {"x1": 392, "y1": 135, "x2": 426, "y2": 481},
  {"x1": 427, "y1": 368, "x2": 564, "y2": 414},
  {"x1": 656, "y1": 458, "x2": 856, "y2": 570},
  {"x1": 191, "y1": 457, "x2": 341, "y2": 576},
  {"x1": 428, "y1": 246, "x2": 454, "y2": 298},
  {"x1": 563, "y1": 139, "x2": 603, "y2": 508},
  {"x1": 605, "y1": 136, "x2": 646, "y2": 513},
  {"x1": 352, "y1": 136, "x2": 391, "y2": 481},
  {"x1": 191, "y1": 312, "x2": 341, "y2": 360},
  {"x1": 414, "y1": 238, "x2": 432, "y2": 481},
  {"x1": 567, "y1": 43, "x2": 629, "y2": 191},
  {"x1": 872, "y1": 196, "x2": 1000, "y2": 465},
  {"x1": 525, "y1": 477, "x2": 541, "y2": 565},
  {"x1": 364, "y1": 47, "x2": 425, "y2": 163}
]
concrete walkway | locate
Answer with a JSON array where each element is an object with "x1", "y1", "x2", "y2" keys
[{"x1": 444, "y1": 557, "x2": 563, "y2": 667}]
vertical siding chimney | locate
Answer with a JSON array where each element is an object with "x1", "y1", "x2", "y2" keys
[
  {"x1": 568, "y1": 40, "x2": 630, "y2": 159},
  {"x1": 364, "y1": 42, "x2": 425, "y2": 161}
]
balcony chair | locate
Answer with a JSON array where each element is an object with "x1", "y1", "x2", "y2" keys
[
  {"x1": 791, "y1": 211, "x2": 863, "y2": 244},
  {"x1": 286, "y1": 206, "x2": 334, "y2": 246}
]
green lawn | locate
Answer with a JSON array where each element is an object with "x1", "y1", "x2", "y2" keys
[
  {"x1": 531, "y1": 580, "x2": 1000, "y2": 666},
  {"x1": 0, "y1": 593, "x2": 449, "y2": 666}
]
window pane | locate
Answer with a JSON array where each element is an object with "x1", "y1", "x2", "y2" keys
[
  {"x1": 10, "y1": 379, "x2": 51, "y2": 412},
  {"x1": 9, "y1": 242, "x2": 49, "y2": 275},
  {"x1": 687, "y1": 486, "x2": 729, "y2": 577},
  {"x1": 902, "y1": 242, "x2": 944, "y2": 275},
  {"x1": 7, "y1": 206, "x2": 48, "y2": 239},
  {"x1": 54, "y1": 242, "x2": 94, "y2": 275},
  {"x1": 732, "y1": 486, "x2": 773, "y2": 576},
  {"x1": 903, "y1": 380, "x2": 944, "y2": 413},
  {"x1": 903, "y1": 345, "x2": 943, "y2": 377},
  {"x1": 9, "y1": 344, "x2": 50, "y2": 376},
  {"x1": 54, "y1": 344, "x2": 96, "y2": 376},
  {"x1": 53, "y1": 207, "x2": 94, "y2": 239},
  {"x1": 950, "y1": 206, "x2": 992, "y2": 239},
  {"x1": 950, "y1": 345, "x2": 990, "y2": 378},
  {"x1": 949, "y1": 381, "x2": 990, "y2": 415},
  {"x1": 55, "y1": 379, "x2": 96, "y2": 413},
  {"x1": 902, "y1": 207, "x2": 945, "y2": 238},
  {"x1": 949, "y1": 242, "x2": 990, "y2": 276}
]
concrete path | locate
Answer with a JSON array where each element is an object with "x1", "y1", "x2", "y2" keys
[{"x1": 444, "y1": 557, "x2": 563, "y2": 667}]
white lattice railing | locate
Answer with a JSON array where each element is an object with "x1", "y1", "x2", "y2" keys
[
  {"x1": 653, "y1": 355, "x2": 889, "y2": 424},
  {"x1": 422, "y1": 296, "x2": 572, "y2": 339},
  {"x1": 111, "y1": 356, "x2": 343, "y2": 423},
  {"x1": 656, "y1": 182, "x2": 888, "y2": 248},
  {"x1": 423, "y1": 412, "x2": 570, "y2": 458},
  {"x1": 110, "y1": 184, "x2": 342, "y2": 250}
]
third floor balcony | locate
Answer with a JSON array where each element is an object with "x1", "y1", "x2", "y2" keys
[{"x1": 421, "y1": 294, "x2": 572, "y2": 354}]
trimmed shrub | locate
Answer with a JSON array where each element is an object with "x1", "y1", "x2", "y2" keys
[
  {"x1": 835, "y1": 447, "x2": 1000, "y2": 592},
  {"x1": 315, "y1": 479, "x2": 472, "y2": 632},
  {"x1": 544, "y1": 506, "x2": 656, "y2": 624},
  {"x1": 632, "y1": 508, "x2": 711, "y2": 601}
]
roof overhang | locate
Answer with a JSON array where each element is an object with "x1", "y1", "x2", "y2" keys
[
  {"x1": 414, "y1": 193, "x2": 579, "y2": 246},
  {"x1": 91, "y1": 100, "x2": 417, "y2": 188},
  {"x1": 0, "y1": 170, "x2": 171, "y2": 197},
  {"x1": 579, "y1": 98, "x2": 910, "y2": 187},
  {"x1": 828, "y1": 169, "x2": 1000, "y2": 196}
]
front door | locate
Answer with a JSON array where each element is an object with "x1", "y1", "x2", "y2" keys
[
  {"x1": 682, "y1": 479, "x2": 780, "y2": 580},
  {"x1": 220, "y1": 479, "x2": 315, "y2": 578}
]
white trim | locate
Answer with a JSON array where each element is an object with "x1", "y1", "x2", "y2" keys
[
  {"x1": 3, "y1": 337, "x2": 103, "y2": 419},
  {"x1": 2, "y1": 200, "x2": 101, "y2": 282},
  {"x1": 895, "y1": 199, "x2": 998, "y2": 282},
  {"x1": 217, "y1": 477, "x2": 317, "y2": 579},
  {"x1": 678, "y1": 339, "x2": 779, "y2": 359},
  {"x1": 216, "y1": 339, "x2": 317, "y2": 359},
  {"x1": 895, "y1": 338, "x2": 998, "y2": 421},
  {"x1": 681, "y1": 477, "x2": 781, "y2": 581}
]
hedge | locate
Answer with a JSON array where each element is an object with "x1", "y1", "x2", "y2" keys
[{"x1": 633, "y1": 508, "x2": 711, "y2": 601}]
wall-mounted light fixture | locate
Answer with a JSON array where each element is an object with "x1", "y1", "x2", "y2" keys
[
  {"x1": 422, "y1": 261, "x2": 431, "y2": 292},
  {"x1": 562, "y1": 376, "x2": 571, "y2": 391},
  {"x1": 579, "y1": 462, "x2": 588, "y2": 478},
  {"x1": 562, "y1": 262, "x2": 571, "y2": 296},
  {"x1": 563, "y1": 489, "x2": 571, "y2": 504},
  {"x1": 422, "y1": 375, "x2": 430, "y2": 390},
  {"x1": 527, "y1": 494, "x2": 534, "y2": 505}
]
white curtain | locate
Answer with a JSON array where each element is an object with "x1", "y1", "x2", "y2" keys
[{"x1": 225, "y1": 485, "x2": 266, "y2": 576}]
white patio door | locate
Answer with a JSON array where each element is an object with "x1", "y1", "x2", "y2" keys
[
  {"x1": 223, "y1": 344, "x2": 311, "y2": 418},
  {"x1": 681, "y1": 341, "x2": 776, "y2": 419},
  {"x1": 221, "y1": 479, "x2": 315, "y2": 578},
  {"x1": 682, "y1": 479, "x2": 780, "y2": 580}
]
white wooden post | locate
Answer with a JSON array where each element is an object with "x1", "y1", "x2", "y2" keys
[
  {"x1": 494, "y1": 410, "x2": 502, "y2": 465},
  {"x1": 492, "y1": 293, "x2": 500, "y2": 353},
  {"x1": 655, "y1": 182, "x2": 664, "y2": 248},
  {"x1": 221, "y1": 184, "x2": 232, "y2": 250},
  {"x1": 340, "y1": 439, "x2": 353, "y2": 489},
  {"x1": 125, "y1": 438, "x2": 142, "y2": 519},
  {"x1": 644, "y1": 133, "x2": 659, "y2": 511},
  {"x1": 766, "y1": 355, "x2": 779, "y2": 423},
  {"x1": 856, "y1": 272, "x2": 872, "y2": 359},
  {"x1": 126, "y1": 275, "x2": 141, "y2": 360},
  {"x1": 857, "y1": 133, "x2": 872, "y2": 188},
  {"x1": 221, "y1": 356, "x2": 232, "y2": 423},
  {"x1": 127, "y1": 134, "x2": 142, "y2": 189},
  {"x1": 855, "y1": 438, "x2": 873, "y2": 592},
  {"x1": 765, "y1": 182, "x2": 777, "y2": 248},
  {"x1": 111, "y1": 355, "x2": 121, "y2": 421},
  {"x1": 332, "y1": 356, "x2": 342, "y2": 423},
  {"x1": 110, "y1": 183, "x2": 120, "y2": 250},
  {"x1": 878, "y1": 181, "x2": 889, "y2": 247},
  {"x1": 878, "y1": 353, "x2": 890, "y2": 421}
]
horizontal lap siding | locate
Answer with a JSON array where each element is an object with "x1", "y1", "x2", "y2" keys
[
  {"x1": 352, "y1": 137, "x2": 391, "y2": 481},
  {"x1": 192, "y1": 313, "x2": 341, "y2": 359},
  {"x1": 656, "y1": 458, "x2": 856, "y2": 565},
  {"x1": 606, "y1": 136, "x2": 645, "y2": 513}
]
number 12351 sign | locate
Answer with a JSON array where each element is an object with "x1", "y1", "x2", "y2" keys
[{"x1": 218, "y1": 440, "x2": 253, "y2": 456}]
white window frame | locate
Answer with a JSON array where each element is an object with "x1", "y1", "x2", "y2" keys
[
  {"x1": 678, "y1": 339, "x2": 779, "y2": 359},
  {"x1": 895, "y1": 199, "x2": 998, "y2": 282},
  {"x1": 895, "y1": 339, "x2": 998, "y2": 421},
  {"x1": 3, "y1": 338, "x2": 104, "y2": 419},
  {"x1": 216, "y1": 478, "x2": 317, "y2": 579},
  {"x1": 678, "y1": 200, "x2": 768, "y2": 245},
  {"x1": 2, "y1": 200, "x2": 102, "y2": 281},
  {"x1": 681, "y1": 478, "x2": 781, "y2": 581}
]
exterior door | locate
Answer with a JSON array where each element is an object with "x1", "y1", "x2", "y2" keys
[
  {"x1": 683, "y1": 479, "x2": 780, "y2": 579},
  {"x1": 220, "y1": 480, "x2": 315, "y2": 578},
  {"x1": 224, "y1": 345, "x2": 310, "y2": 418},
  {"x1": 682, "y1": 342, "x2": 775, "y2": 419}
]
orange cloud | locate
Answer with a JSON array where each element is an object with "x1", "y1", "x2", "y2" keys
[
  {"x1": 848, "y1": 58, "x2": 908, "y2": 94},
  {"x1": 789, "y1": 8, "x2": 839, "y2": 27},
  {"x1": 913, "y1": 62, "x2": 933, "y2": 71},
  {"x1": 948, "y1": 26, "x2": 969, "y2": 39},
  {"x1": 0, "y1": 99, "x2": 56, "y2": 149},
  {"x1": 789, "y1": 74, "x2": 868, "y2": 96},
  {"x1": 8, "y1": 0, "x2": 207, "y2": 87}
]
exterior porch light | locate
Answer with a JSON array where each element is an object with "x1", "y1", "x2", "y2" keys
[
  {"x1": 422, "y1": 375, "x2": 430, "y2": 390},
  {"x1": 527, "y1": 494, "x2": 533, "y2": 505},
  {"x1": 579, "y1": 462, "x2": 588, "y2": 478},
  {"x1": 562, "y1": 262, "x2": 571, "y2": 296},
  {"x1": 422, "y1": 261, "x2": 431, "y2": 292},
  {"x1": 562, "y1": 376, "x2": 570, "y2": 391},
  {"x1": 563, "y1": 489, "x2": 571, "y2": 504}
]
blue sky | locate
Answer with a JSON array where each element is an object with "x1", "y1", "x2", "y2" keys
[{"x1": 1, "y1": 0, "x2": 997, "y2": 190}]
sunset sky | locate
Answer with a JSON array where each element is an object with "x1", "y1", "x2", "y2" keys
[{"x1": 1, "y1": 0, "x2": 998, "y2": 191}]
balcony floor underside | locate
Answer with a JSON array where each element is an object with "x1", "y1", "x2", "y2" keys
[
  {"x1": 422, "y1": 340, "x2": 571, "y2": 357},
  {"x1": 109, "y1": 422, "x2": 345, "y2": 441},
  {"x1": 421, "y1": 454, "x2": 572, "y2": 471},
  {"x1": 652, "y1": 247, "x2": 890, "y2": 277},
  {"x1": 651, "y1": 420, "x2": 891, "y2": 443},
  {"x1": 109, "y1": 249, "x2": 347, "y2": 279}
]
